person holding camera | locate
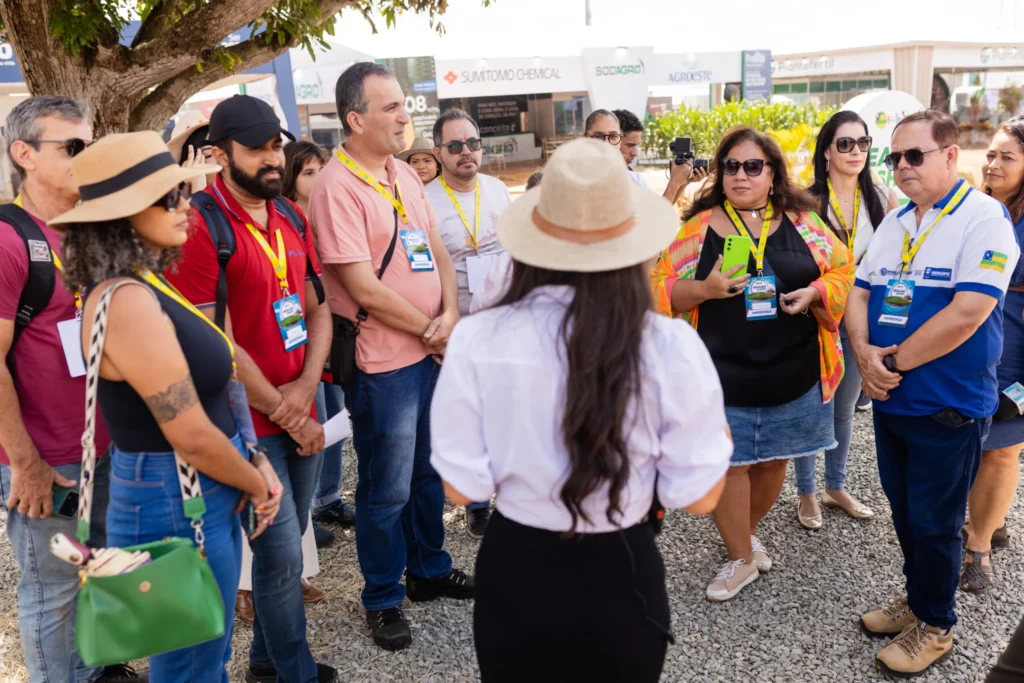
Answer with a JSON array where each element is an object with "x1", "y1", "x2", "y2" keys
[{"x1": 651, "y1": 126, "x2": 854, "y2": 603}]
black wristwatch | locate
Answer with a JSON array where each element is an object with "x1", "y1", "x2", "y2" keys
[{"x1": 883, "y1": 354, "x2": 903, "y2": 376}]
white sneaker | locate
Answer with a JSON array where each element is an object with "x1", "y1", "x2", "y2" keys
[
  {"x1": 706, "y1": 558, "x2": 759, "y2": 602},
  {"x1": 751, "y1": 535, "x2": 772, "y2": 572}
]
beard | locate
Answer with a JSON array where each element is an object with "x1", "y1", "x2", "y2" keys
[
  {"x1": 228, "y1": 157, "x2": 284, "y2": 199},
  {"x1": 446, "y1": 156, "x2": 479, "y2": 182}
]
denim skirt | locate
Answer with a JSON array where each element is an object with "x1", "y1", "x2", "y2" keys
[{"x1": 726, "y1": 382, "x2": 837, "y2": 465}]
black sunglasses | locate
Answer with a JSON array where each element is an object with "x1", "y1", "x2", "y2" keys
[
  {"x1": 444, "y1": 138, "x2": 483, "y2": 154},
  {"x1": 585, "y1": 132, "x2": 622, "y2": 145},
  {"x1": 884, "y1": 146, "x2": 950, "y2": 171},
  {"x1": 835, "y1": 136, "x2": 872, "y2": 154},
  {"x1": 722, "y1": 158, "x2": 773, "y2": 177},
  {"x1": 154, "y1": 182, "x2": 192, "y2": 211},
  {"x1": 25, "y1": 138, "x2": 90, "y2": 157}
]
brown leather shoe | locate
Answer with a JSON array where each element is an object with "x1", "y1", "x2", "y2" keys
[
  {"x1": 236, "y1": 590, "x2": 254, "y2": 624},
  {"x1": 301, "y1": 578, "x2": 326, "y2": 605},
  {"x1": 860, "y1": 596, "x2": 917, "y2": 637},
  {"x1": 876, "y1": 623, "x2": 953, "y2": 677}
]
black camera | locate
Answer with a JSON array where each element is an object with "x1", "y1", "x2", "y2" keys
[{"x1": 669, "y1": 137, "x2": 708, "y2": 172}]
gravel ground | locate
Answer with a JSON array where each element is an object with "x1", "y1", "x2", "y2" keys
[{"x1": 1, "y1": 411, "x2": 1022, "y2": 682}]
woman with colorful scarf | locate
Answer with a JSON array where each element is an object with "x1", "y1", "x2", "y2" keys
[{"x1": 652, "y1": 127, "x2": 854, "y2": 602}]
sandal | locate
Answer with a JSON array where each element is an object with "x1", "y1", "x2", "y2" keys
[
  {"x1": 962, "y1": 524, "x2": 1010, "y2": 549},
  {"x1": 960, "y1": 550, "x2": 994, "y2": 593}
]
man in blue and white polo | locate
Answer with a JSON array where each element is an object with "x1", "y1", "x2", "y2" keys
[{"x1": 846, "y1": 109, "x2": 1019, "y2": 677}]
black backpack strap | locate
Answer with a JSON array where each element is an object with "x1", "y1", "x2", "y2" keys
[
  {"x1": 272, "y1": 196, "x2": 325, "y2": 306},
  {"x1": 191, "y1": 191, "x2": 235, "y2": 330},
  {"x1": 0, "y1": 204, "x2": 56, "y2": 357}
]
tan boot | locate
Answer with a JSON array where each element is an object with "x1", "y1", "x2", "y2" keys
[
  {"x1": 235, "y1": 590, "x2": 254, "y2": 624},
  {"x1": 875, "y1": 623, "x2": 953, "y2": 677},
  {"x1": 860, "y1": 596, "x2": 917, "y2": 637},
  {"x1": 301, "y1": 578, "x2": 327, "y2": 605}
]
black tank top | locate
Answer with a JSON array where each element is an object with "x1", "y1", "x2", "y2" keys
[{"x1": 97, "y1": 278, "x2": 236, "y2": 452}]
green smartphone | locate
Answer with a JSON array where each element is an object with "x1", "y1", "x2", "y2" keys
[{"x1": 721, "y1": 235, "x2": 753, "y2": 277}]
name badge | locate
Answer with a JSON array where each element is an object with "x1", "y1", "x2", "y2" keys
[
  {"x1": 400, "y1": 229, "x2": 435, "y2": 271},
  {"x1": 878, "y1": 279, "x2": 915, "y2": 328},
  {"x1": 273, "y1": 294, "x2": 308, "y2": 352},
  {"x1": 56, "y1": 319, "x2": 86, "y2": 378},
  {"x1": 1003, "y1": 382, "x2": 1024, "y2": 415},
  {"x1": 745, "y1": 276, "x2": 777, "y2": 320}
]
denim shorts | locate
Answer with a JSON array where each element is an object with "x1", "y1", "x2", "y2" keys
[{"x1": 726, "y1": 382, "x2": 837, "y2": 465}]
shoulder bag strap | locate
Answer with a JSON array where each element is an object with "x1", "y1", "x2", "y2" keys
[
  {"x1": 77, "y1": 280, "x2": 206, "y2": 547},
  {"x1": 0, "y1": 204, "x2": 56, "y2": 357},
  {"x1": 356, "y1": 208, "x2": 400, "y2": 326}
]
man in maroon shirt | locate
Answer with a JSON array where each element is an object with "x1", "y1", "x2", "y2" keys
[
  {"x1": 166, "y1": 95, "x2": 335, "y2": 683},
  {"x1": 0, "y1": 97, "x2": 137, "y2": 682}
]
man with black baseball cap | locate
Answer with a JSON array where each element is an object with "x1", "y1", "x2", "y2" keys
[{"x1": 167, "y1": 94, "x2": 336, "y2": 683}]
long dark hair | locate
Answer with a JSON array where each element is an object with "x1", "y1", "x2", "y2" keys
[
  {"x1": 498, "y1": 261, "x2": 650, "y2": 531},
  {"x1": 62, "y1": 219, "x2": 180, "y2": 291},
  {"x1": 283, "y1": 141, "x2": 330, "y2": 202},
  {"x1": 685, "y1": 126, "x2": 817, "y2": 221},
  {"x1": 808, "y1": 111, "x2": 887, "y2": 240},
  {"x1": 982, "y1": 116, "x2": 1024, "y2": 225}
]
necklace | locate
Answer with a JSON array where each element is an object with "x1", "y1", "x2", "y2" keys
[{"x1": 733, "y1": 202, "x2": 769, "y2": 219}]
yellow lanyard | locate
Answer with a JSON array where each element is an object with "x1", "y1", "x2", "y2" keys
[
  {"x1": 51, "y1": 252, "x2": 83, "y2": 313},
  {"x1": 335, "y1": 148, "x2": 408, "y2": 224},
  {"x1": 139, "y1": 270, "x2": 236, "y2": 367},
  {"x1": 245, "y1": 223, "x2": 289, "y2": 294},
  {"x1": 723, "y1": 200, "x2": 774, "y2": 276},
  {"x1": 827, "y1": 179, "x2": 861, "y2": 248},
  {"x1": 438, "y1": 176, "x2": 481, "y2": 251},
  {"x1": 899, "y1": 181, "x2": 971, "y2": 277},
  {"x1": 13, "y1": 194, "x2": 21, "y2": 207}
]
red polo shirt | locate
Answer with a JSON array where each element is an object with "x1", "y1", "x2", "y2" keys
[{"x1": 167, "y1": 176, "x2": 322, "y2": 437}]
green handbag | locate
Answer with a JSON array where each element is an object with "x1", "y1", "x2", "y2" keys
[{"x1": 72, "y1": 281, "x2": 225, "y2": 667}]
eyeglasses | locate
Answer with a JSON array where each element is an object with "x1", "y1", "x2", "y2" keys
[
  {"x1": 884, "y1": 146, "x2": 950, "y2": 171},
  {"x1": 24, "y1": 138, "x2": 91, "y2": 157},
  {"x1": 444, "y1": 138, "x2": 483, "y2": 154},
  {"x1": 586, "y1": 132, "x2": 622, "y2": 145},
  {"x1": 835, "y1": 136, "x2": 872, "y2": 154},
  {"x1": 721, "y1": 158, "x2": 773, "y2": 177},
  {"x1": 154, "y1": 182, "x2": 192, "y2": 211}
]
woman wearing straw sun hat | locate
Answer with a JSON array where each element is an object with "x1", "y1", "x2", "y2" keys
[
  {"x1": 54, "y1": 131, "x2": 284, "y2": 681},
  {"x1": 429, "y1": 138, "x2": 732, "y2": 682},
  {"x1": 397, "y1": 135, "x2": 441, "y2": 184}
]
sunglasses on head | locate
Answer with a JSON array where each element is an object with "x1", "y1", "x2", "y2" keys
[
  {"x1": 835, "y1": 136, "x2": 872, "y2": 154},
  {"x1": 154, "y1": 182, "x2": 192, "y2": 211},
  {"x1": 444, "y1": 138, "x2": 483, "y2": 154},
  {"x1": 721, "y1": 158, "x2": 773, "y2": 177},
  {"x1": 883, "y1": 146, "x2": 950, "y2": 171},
  {"x1": 25, "y1": 137, "x2": 90, "y2": 157},
  {"x1": 585, "y1": 132, "x2": 622, "y2": 145}
]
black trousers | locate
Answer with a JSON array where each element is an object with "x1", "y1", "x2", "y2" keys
[
  {"x1": 988, "y1": 615, "x2": 1024, "y2": 682},
  {"x1": 474, "y1": 511, "x2": 671, "y2": 683}
]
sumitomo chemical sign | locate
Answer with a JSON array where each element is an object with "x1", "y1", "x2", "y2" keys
[{"x1": 436, "y1": 57, "x2": 586, "y2": 98}]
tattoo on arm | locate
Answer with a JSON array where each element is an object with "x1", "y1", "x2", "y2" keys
[{"x1": 143, "y1": 376, "x2": 199, "y2": 424}]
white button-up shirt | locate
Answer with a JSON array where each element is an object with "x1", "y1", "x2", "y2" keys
[{"x1": 430, "y1": 285, "x2": 732, "y2": 533}]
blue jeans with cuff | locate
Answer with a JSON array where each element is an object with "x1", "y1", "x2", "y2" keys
[
  {"x1": 313, "y1": 382, "x2": 345, "y2": 510},
  {"x1": 0, "y1": 457, "x2": 109, "y2": 683},
  {"x1": 343, "y1": 355, "x2": 452, "y2": 611}
]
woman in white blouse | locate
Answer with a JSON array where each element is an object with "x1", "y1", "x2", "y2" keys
[{"x1": 430, "y1": 138, "x2": 732, "y2": 682}]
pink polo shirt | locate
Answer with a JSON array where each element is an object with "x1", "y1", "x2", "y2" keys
[{"x1": 308, "y1": 148, "x2": 442, "y2": 374}]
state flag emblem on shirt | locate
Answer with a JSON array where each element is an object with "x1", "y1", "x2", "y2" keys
[{"x1": 981, "y1": 250, "x2": 1008, "y2": 273}]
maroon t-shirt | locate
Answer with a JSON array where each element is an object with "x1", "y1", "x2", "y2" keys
[{"x1": 0, "y1": 211, "x2": 110, "y2": 466}]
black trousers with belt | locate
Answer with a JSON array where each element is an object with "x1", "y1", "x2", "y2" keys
[{"x1": 474, "y1": 510, "x2": 671, "y2": 683}]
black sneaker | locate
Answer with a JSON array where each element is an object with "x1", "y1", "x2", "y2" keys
[
  {"x1": 367, "y1": 607, "x2": 412, "y2": 651},
  {"x1": 466, "y1": 506, "x2": 490, "y2": 539},
  {"x1": 406, "y1": 568, "x2": 475, "y2": 602},
  {"x1": 247, "y1": 663, "x2": 337, "y2": 682},
  {"x1": 855, "y1": 392, "x2": 872, "y2": 412},
  {"x1": 313, "y1": 522, "x2": 336, "y2": 549},
  {"x1": 313, "y1": 500, "x2": 356, "y2": 528},
  {"x1": 96, "y1": 664, "x2": 143, "y2": 682}
]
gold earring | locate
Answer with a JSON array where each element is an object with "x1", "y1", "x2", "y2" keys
[{"x1": 826, "y1": 157, "x2": 830, "y2": 172}]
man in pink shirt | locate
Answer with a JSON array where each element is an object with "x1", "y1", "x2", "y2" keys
[
  {"x1": 308, "y1": 62, "x2": 472, "y2": 652},
  {"x1": 0, "y1": 97, "x2": 137, "y2": 682}
]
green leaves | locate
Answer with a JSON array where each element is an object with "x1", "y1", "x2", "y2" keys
[{"x1": 49, "y1": 0, "x2": 130, "y2": 57}]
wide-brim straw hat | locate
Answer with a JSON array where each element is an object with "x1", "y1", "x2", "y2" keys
[
  {"x1": 496, "y1": 138, "x2": 680, "y2": 273},
  {"x1": 167, "y1": 110, "x2": 210, "y2": 163},
  {"x1": 397, "y1": 135, "x2": 438, "y2": 164},
  {"x1": 50, "y1": 131, "x2": 221, "y2": 225}
]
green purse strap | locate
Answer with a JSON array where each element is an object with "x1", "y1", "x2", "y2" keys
[{"x1": 77, "y1": 279, "x2": 207, "y2": 546}]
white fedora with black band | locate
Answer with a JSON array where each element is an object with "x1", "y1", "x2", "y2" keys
[
  {"x1": 496, "y1": 138, "x2": 680, "y2": 273},
  {"x1": 50, "y1": 131, "x2": 221, "y2": 225}
]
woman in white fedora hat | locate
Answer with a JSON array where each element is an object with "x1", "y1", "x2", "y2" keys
[
  {"x1": 397, "y1": 135, "x2": 440, "y2": 185},
  {"x1": 429, "y1": 138, "x2": 732, "y2": 682},
  {"x1": 54, "y1": 131, "x2": 284, "y2": 681}
]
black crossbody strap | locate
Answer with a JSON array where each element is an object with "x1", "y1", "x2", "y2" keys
[
  {"x1": 357, "y1": 209, "x2": 400, "y2": 324},
  {"x1": 0, "y1": 204, "x2": 56, "y2": 358}
]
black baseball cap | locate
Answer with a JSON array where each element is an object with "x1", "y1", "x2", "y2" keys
[{"x1": 208, "y1": 95, "x2": 296, "y2": 148}]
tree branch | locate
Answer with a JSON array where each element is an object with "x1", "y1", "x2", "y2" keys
[
  {"x1": 132, "y1": 0, "x2": 177, "y2": 48},
  {"x1": 133, "y1": 0, "x2": 279, "y2": 65}
]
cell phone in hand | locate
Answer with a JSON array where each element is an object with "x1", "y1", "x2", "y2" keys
[
  {"x1": 51, "y1": 485, "x2": 79, "y2": 519},
  {"x1": 242, "y1": 502, "x2": 258, "y2": 537}
]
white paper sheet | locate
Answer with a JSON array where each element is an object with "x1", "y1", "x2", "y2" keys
[
  {"x1": 323, "y1": 409, "x2": 352, "y2": 449},
  {"x1": 466, "y1": 254, "x2": 497, "y2": 294},
  {"x1": 56, "y1": 319, "x2": 86, "y2": 378}
]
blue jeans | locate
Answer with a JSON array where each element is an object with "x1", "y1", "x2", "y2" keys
[
  {"x1": 0, "y1": 458, "x2": 109, "y2": 683},
  {"x1": 344, "y1": 355, "x2": 452, "y2": 610},
  {"x1": 873, "y1": 410, "x2": 988, "y2": 629},
  {"x1": 248, "y1": 432, "x2": 320, "y2": 682},
  {"x1": 793, "y1": 330, "x2": 861, "y2": 494},
  {"x1": 313, "y1": 382, "x2": 345, "y2": 509},
  {"x1": 106, "y1": 438, "x2": 244, "y2": 683}
]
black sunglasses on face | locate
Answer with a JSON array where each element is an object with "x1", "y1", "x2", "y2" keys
[
  {"x1": 25, "y1": 138, "x2": 90, "y2": 157},
  {"x1": 722, "y1": 158, "x2": 773, "y2": 177},
  {"x1": 884, "y1": 146, "x2": 950, "y2": 171},
  {"x1": 586, "y1": 132, "x2": 623, "y2": 144},
  {"x1": 835, "y1": 136, "x2": 872, "y2": 154},
  {"x1": 444, "y1": 138, "x2": 483, "y2": 154},
  {"x1": 154, "y1": 182, "x2": 192, "y2": 211}
]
